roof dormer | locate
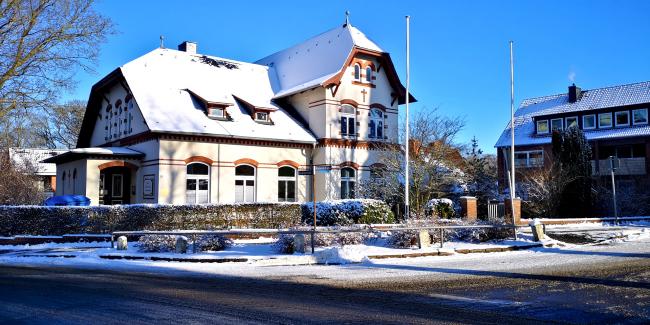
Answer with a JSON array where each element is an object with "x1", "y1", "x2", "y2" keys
[
  {"x1": 233, "y1": 95, "x2": 278, "y2": 125},
  {"x1": 185, "y1": 89, "x2": 233, "y2": 121}
]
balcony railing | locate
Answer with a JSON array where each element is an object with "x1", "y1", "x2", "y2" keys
[{"x1": 591, "y1": 157, "x2": 646, "y2": 176}]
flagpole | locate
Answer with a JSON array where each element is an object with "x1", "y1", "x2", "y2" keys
[
  {"x1": 509, "y1": 41, "x2": 516, "y2": 218},
  {"x1": 404, "y1": 15, "x2": 410, "y2": 220}
]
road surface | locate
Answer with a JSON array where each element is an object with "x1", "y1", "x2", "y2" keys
[{"x1": 0, "y1": 240, "x2": 648, "y2": 324}]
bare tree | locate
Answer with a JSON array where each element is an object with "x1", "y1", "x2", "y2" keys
[
  {"x1": 38, "y1": 100, "x2": 85, "y2": 148},
  {"x1": 0, "y1": 149, "x2": 44, "y2": 204},
  {"x1": 359, "y1": 109, "x2": 465, "y2": 218},
  {"x1": 0, "y1": 0, "x2": 113, "y2": 119}
]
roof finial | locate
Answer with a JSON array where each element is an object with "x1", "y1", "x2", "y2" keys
[
  {"x1": 159, "y1": 35, "x2": 164, "y2": 49},
  {"x1": 344, "y1": 10, "x2": 350, "y2": 27}
]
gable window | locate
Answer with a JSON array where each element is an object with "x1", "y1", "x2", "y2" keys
[
  {"x1": 599, "y1": 112, "x2": 613, "y2": 128},
  {"x1": 186, "y1": 163, "x2": 209, "y2": 204},
  {"x1": 615, "y1": 111, "x2": 630, "y2": 127},
  {"x1": 633, "y1": 109, "x2": 648, "y2": 125},
  {"x1": 514, "y1": 150, "x2": 544, "y2": 168},
  {"x1": 565, "y1": 116, "x2": 578, "y2": 129},
  {"x1": 340, "y1": 167, "x2": 356, "y2": 199},
  {"x1": 255, "y1": 111, "x2": 269, "y2": 122},
  {"x1": 583, "y1": 114, "x2": 596, "y2": 130},
  {"x1": 550, "y1": 118, "x2": 563, "y2": 132},
  {"x1": 536, "y1": 120, "x2": 549, "y2": 134},
  {"x1": 278, "y1": 166, "x2": 296, "y2": 202},
  {"x1": 340, "y1": 104, "x2": 356, "y2": 137},
  {"x1": 235, "y1": 165, "x2": 256, "y2": 202},
  {"x1": 368, "y1": 108, "x2": 384, "y2": 139},
  {"x1": 353, "y1": 64, "x2": 361, "y2": 81},
  {"x1": 365, "y1": 66, "x2": 372, "y2": 82},
  {"x1": 208, "y1": 107, "x2": 225, "y2": 119}
]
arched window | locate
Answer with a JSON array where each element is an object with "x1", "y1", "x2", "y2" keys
[
  {"x1": 186, "y1": 162, "x2": 210, "y2": 204},
  {"x1": 353, "y1": 64, "x2": 361, "y2": 81},
  {"x1": 340, "y1": 104, "x2": 356, "y2": 137},
  {"x1": 235, "y1": 164, "x2": 256, "y2": 202},
  {"x1": 278, "y1": 166, "x2": 296, "y2": 202},
  {"x1": 369, "y1": 108, "x2": 384, "y2": 139},
  {"x1": 340, "y1": 167, "x2": 356, "y2": 199},
  {"x1": 365, "y1": 66, "x2": 372, "y2": 82}
]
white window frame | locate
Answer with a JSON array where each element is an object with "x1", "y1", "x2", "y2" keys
[
  {"x1": 277, "y1": 166, "x2": 297, "y2": 202},
  {"x1": 254, "y1": 111, "x2": 269, "y2": 122},
  {"x1": 583, "y1": 114, "x2": 596, "y2": 130},
  {"x1": 235, "y1": 164, "x2": 256, "y2": 203},
  {"x1": 550, "y1": 118, "x2": 563, "y2": 132},
  {"x1": 615, "y1": 111, "x2": 630, "y2": 127},
  {"x1": 368, "y1": 108, "x2": 384, "y2": 139},
  {"x1": 514, "y1": 150, "x2": 544, "y2": 168},
  {"x1": 340, "y1": 167, "x2": 356, "y2": 199},
  {"x1": 598, "y1": 112, "x2": 613, "y2": 128},
  {"x1": 353, "y1": 64, "x2": 361, "y2": 81},
  {"x1": 565, "y1": 116, "x2": 578, "y2": 129},
  {"x1": 536, "y1": 120, "x2": 549, "y2": 134},
  {"x1": 633, "y1": 108, "x2": 648, "y2": 125},
  {"x1": 186, "y1": 162, "x2": 210, "y2": 204},
  {"x1": 208, "y1": 107, "x2": 225, "y2": 119},
  {"x1": 340, "y1": 104, "x2": 356, "y2": 138}
]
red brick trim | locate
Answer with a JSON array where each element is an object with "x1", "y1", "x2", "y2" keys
[
  {"x1": 98, "y1": 161, "x2": 139, "y2": 171},
  {"x1": 351, "y1": 81, "x2": 376, "y2": 88},
  {"x1": 369, "y1": 103, "x2": 388, "y2": 111},
  {"x1": 340, "y1": 99, "x2": 359, "y2": 107},
  {"x1": 276, "y1": 160, "x2": 300, "y2": 168},
  {"x1": 339, "y1": 161, "x2": 359, "y2": 170},
  {"x1": 184, "y1": 156, "x2": 214, "y2": 165},
  {"x1": 234, "y1": 158, "x2": 259, "y2": 167}
]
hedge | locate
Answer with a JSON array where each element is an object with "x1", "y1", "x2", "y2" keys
[
  {"x1": 301, "y1": 199, "x2": 396, "y2": 226},
  {"x1": 0, "y1": 203, "x2": 301, "y2": 236}
]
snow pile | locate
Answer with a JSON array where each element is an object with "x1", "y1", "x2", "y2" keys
[{"x1": 315, "y1": 246, "x2": 368, "y2": 264}]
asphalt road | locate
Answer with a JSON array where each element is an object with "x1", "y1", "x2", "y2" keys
[{"x1": 0, "y1": 241, "x2": 648, "y2": 324}]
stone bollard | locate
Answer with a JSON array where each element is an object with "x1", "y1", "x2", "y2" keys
[
  {"x1": 459, "y1": 196, "x2": 478, "y2": 222},
  {"x1": 116, "y1": 236, "x2": 128, "y2": 250},
  {"x1": 529, "y1": 218, "x2": 545, "y2": 242},
  {"x1": 293, "y1": 234, "x2": 305, "y2": 254},
  {"x1": 417, "y1": 230, "x2": 431, "y2": 249},
  {"x1": 175, "y1": 236, "x2": 188, "y2": 254}
]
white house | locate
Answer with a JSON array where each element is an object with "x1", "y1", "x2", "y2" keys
[
  {"x1": 44, "y1": 22, "x2": 414, "y2": 205},
  {"x1": 9, "y1": 148, "x2": 67, "y2": 198}
]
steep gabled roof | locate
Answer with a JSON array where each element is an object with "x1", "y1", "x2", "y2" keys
[{"x1": 495, "y1": 80, "x2": 650, "y2": 148}]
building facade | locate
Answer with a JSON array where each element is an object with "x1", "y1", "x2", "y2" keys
[
  {"x1": 9, "y1": 148, "x2": 66, "y2": 198},
  {"x1": 495, "y1": 81, "x2": 650, "y2": 193},
  {"x1": 45, "y1": 22, "x2": 414, "y2": 205}
]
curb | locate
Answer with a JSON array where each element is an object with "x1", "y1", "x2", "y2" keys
[{"x1": 368, "y1": 243, "x2": 542, "y2": 259}]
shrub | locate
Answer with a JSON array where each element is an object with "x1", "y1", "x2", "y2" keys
[
  {"x1": 426, "y1": 198, "x2": 455, "y2": 219},
  {"x1": 301, "y1": 199, "x2": 395, "y2": 226},
  {"x1": 386, "y1": 229, "x2": 420, "y2": 248},
  {"x1": 137, "y1": 235, "x2": 177, "y2": 252},
  {"x1": 272, "y1": 234, "x2": 295, "y2": 254},
  {"x1": 0, "y1": 203, "x2": 301, "y2": 236},
  {"x1": 196, "y1": 234, "x2": 232, "y2": 252}
]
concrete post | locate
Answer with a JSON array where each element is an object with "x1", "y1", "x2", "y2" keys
[
  {"x1": 116, "y1": 236, "x2": 128, "y2": 251},
  {"x1": 504, "y1": 198, "x2": 522, "y2": 225},
  {"x1": 175, "y1": 236, "x2": 188, "y2": 254},
  {"x1": 529, "y1": 218, "x2": 545, "y2": 242},
  {"x1": 293, "y1": 234, "x2": 305, "y2": 254},
  {"x1": 459, "y1": 196, "x2": 478, "y2": 222},
  {"x1": 417, "y1": 230, "x2": 431, "y2": 249}
]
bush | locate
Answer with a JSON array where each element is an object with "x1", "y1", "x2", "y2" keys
[
  {"x1": 196, "y1": 234, "x2": 232, "y2": 252},
  {"x1": 137, "y1": 235, "x2": 177, "y2": 252},
  {"x1": 426, "y1": 198, "x2": 455, "y2": 218},
  {"x1": 272, "y1": 234, "x2": 295, "y2": 254},
  {"x1": 0, "y1": 203, "x2": 301, "y2": 236},
  {"x1": 386, "y1": 219, "x2": 513, "y2": 248},
  {"x1": 301, "y1": 199, "x2": 395, "y2": 226},
  {"x1": 386, "y1": 229, "x2": 420, "y2": 248}
]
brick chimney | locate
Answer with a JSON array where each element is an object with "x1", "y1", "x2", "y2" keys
[
  {"x1": 568, "y1": 83, "x2": 581, "y2": 103},
  {"x1": 178, "y1": 41, "x2": 197, "y2": 54}
]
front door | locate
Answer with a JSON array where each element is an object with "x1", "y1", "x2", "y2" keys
[{"x1": 99, "y1": 167, "x2": 131, "y2": 205}]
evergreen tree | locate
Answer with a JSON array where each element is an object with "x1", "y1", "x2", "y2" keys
[
  {"x1": 465, "y1": 137, "x2": 497, "y2": 216},
  {"x1": 550, "y1": 127, "x2": 593, "y2": 217}
]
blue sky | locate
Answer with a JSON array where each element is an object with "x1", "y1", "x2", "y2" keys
[{"x1": 67, "y1": 0, "x2": 650, "y2": 153}]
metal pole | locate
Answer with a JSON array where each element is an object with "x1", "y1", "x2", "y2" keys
[
  {"x1": 312, "y1": 162, "x2": 316, "y2": 254},
  {"x1": 610, "y1": 160, "x2": 618, "y2": 224},
  {"x1": 404, "y1": 15, "x2": 411, "y2": 220},
  {"x1": 508, "y1": 41, "x2": 517, "y2": 223},
  {"x1": 439, "y1": 228, "x2": 444, "y2": 248}
]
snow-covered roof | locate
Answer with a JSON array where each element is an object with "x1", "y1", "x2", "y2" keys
[
  {"x1": 9, "y1": 148, "x2": 67, "y2": 175},
  {"x1": 42, "y1": 147, "x2": 145, "y2": 164},
  {"x1": 495, "y1": 81, "x2": 650, "y2": 147},
  {"x1": 256, "y1": 25, "x2": 384, "y2": 98},
  {"x1": 121, "y1": 48, "x2": 316, "y2": 143}
]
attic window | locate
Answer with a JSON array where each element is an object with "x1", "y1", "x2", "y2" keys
[
  {"x1": 255, "y1": 111, "x2": 269, "y2": 122},
  {"x1": 208, "y1": 107, "x2": 225, "y2": 119}
]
